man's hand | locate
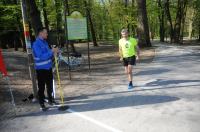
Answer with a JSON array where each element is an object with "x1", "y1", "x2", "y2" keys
[
  {"x1": 136, "y1": 45, "x2": 140, "y2": 61},
  {"x1": 136, "y1": 55, "x2": 140, "y2": 61},
  {"x1": 52, "y1": 47, "x2": 59, "y2": 56}
]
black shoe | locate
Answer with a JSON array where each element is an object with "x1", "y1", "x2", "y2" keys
[
  {"x1": 40, "y1": 104, "x2": 48, "y2": 111},
  {"x1": 44, "y1": 98, "x2": 49, "y2": 103},
  {"x1": 48, "y1": 100, "x2": 58, "y2": 106}
]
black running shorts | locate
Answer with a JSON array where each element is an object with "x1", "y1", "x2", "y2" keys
[{"x1": 123, "y1": 55, "x2": 136, "y2": 66}]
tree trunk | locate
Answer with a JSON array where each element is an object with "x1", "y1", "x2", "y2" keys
[
  {"x1": 41, "y1": 0, "x2": 49, "y2": 32},
  {"x1": 131, "y1": 0, "x2": 136, "y2": 36},
  {"x1": 188, "y1": 9, "x2": 194, "y2": 39},
  {"x1": 158, "y1": 0, "x2": 165, "y2": 42},
  {"x1": 124, "y1": 0, "x2": 129, "y2": 6},
  {"x1": 160, "y1": 12, "x2": 165, "y2": 42},
  {"x1": 84, "y1": 0, "x2": 98, "y2": 47},
  {"x1": 174, "y1": 0, "x2": 183, "y2": 43},
  {"x1": 164, "y1": 0, "x2": 174, "y2": 43},
  {"x1": 174, "y1": 0, "x2": 188, "y2": 43},
  {"x1": 136, "y1": 0, "x2": 151, "y2": 47},
  {"x1": 55, "y1": 0, "x2": 62, "y2": 46},
  {"x1": 101, "y1": 0, "x2": 106, "y2": 40},
  {"x1": 19, "y1": 33, "x2": 26, "y2": 52},
  {"x1": 26, "y1": 0, "x2": 43, "y2": 36},
  {"x1": 14, "y1": 34, "x2": 18, "y2": 51},
  {"x1": 17, "y1": 24, "x2": 26, "y2": 51},
  {"x1": 180, "y1": 1, "x2": 188, "y2": 44},
  {"x1": 199, "y1": 23, "x2": 200, "y2": 41},
  {"x1": 14, "y1": 0, "x2": 26, "y2": 51}
]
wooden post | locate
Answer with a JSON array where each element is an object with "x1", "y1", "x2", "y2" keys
[
  {"x1": 21, "y1": 0, "x2": 38, "y2": 100},
  {"x1": 64, "y1": 0, "x2": 72, "y2": 80}
]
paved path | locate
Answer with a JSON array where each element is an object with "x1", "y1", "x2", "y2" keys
[{"x1": 1, "y1": 44, "x2": 200, "y2": 132}]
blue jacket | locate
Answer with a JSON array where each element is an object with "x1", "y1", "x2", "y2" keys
[{"x1": 32, "y1": 37, "x2": 53, "y2": 70}]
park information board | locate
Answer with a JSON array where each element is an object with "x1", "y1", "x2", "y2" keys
[{"x1": 67, "y1": 11, "x2": 88, "y2": 40}]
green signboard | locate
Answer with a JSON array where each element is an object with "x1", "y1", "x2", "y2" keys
[{"x1": 67, "y1": 11, "x2": 88, "y2": 40}]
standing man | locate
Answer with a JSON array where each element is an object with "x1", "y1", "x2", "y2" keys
[
  {"x1": 119, "y1": 29, "x2": 140, "y2": 89},
  {"x1": 32, "y1": 27, "x2": 58, "y2": 111}
]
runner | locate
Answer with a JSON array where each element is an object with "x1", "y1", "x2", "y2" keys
[{"x1": 119, "y1": 29, "x2": 140, "y2": 89}]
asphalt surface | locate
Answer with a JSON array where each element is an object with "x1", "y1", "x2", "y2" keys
[{"x1": 0, "y1": 44, "x2": 200, "y2": 132}]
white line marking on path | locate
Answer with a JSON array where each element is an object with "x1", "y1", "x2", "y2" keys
[{"x1": 67, "y1": 108, "x2": 123, "y2": 132}]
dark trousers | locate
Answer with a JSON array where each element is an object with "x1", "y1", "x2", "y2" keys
[{"x1": 36, "y1": 69, "x2": 53, "y2": 105}]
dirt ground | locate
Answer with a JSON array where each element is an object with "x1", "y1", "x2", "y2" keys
[{"x1": 0, "y1": 42, "x2": 155, "y2": 121}]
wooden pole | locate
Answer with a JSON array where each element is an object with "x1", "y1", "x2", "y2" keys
[
  {"x1": 21, "y1": 0, "x2": 38, "y2": 100},
  {"x1": 64, "y1": 0, "x2": 71, "y2": 80}
]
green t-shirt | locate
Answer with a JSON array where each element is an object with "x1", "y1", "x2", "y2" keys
[{"x1": 119, "y1": 37, "x2": 138, "y2": 58}]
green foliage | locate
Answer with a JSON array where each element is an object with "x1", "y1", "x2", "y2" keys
[
  {"x1": 1, "y1": 0, "x2": 200, "y2": 48},
  {"x1": 193, "y1": 0, "x2": 200, "y2": 36},
  {"x1": 90, "y1": 0, "x2": 138, "y2": 40},
  {"x1": 147, "y1": 0, "x2": 159, "y2": 37},
  {"x1": 0, "y1": 5, "x2": 21, "y2": 35}
]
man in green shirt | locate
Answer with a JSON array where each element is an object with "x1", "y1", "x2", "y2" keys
[{"x1": 119, "y1": 29, "x2": 140, "y2": 89}]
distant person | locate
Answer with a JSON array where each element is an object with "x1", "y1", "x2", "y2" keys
[
  {"x1": 32, "y1": 27, "x2": 58, "y2": 111},
  {"x1": 119, "y1": 29, "x2": 140, "y2": 89}
]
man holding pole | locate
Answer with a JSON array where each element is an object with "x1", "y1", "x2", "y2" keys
[
  {"x1": 32, "y1": 27, "x2": 58, "y2": 111},
  {"x1": 119, "y1": 29, "x2": 140, "y2": 90}
]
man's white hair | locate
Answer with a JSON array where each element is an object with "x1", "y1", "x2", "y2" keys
[{"x1": 121, "y1": 28, "x2": 128, "y2": 33}]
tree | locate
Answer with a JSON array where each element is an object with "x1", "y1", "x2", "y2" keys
[
  {"x1": 40, "y1": 0, "x2": 49, "y2": 31},
  {"x1": 163, "y1": 0, "x2": 189, "y2": 43},
  {"x1": 131, "y1": 0, "x2": 137, "y2": 37},
  {"x1": 55, "y1": 0, "x2": 62, "y2": 46},
  {"x1": 84, "y1": 0, "x2": 98, "y2": 47},
  {"x1": 164, "y1": 0, "x2": 174, "y2": 43},
  {"x1": 25, "y1": 0, "x2": 43, "y2": 36},
  {"x1": 193, "y1": 0, "x2": 200, "y2": 41},
  {"x1": 100, "y1": 0, "x2": 116, "y2": 39},
  {"x1": 0, "y1": 1, "x2": 25, "y2": 51},
  {"x1": 1, "y1": 0, "x2": 200, "y2": 50},
  {"x1": 136, "y1": 0, "x2": 151, "y2": 47},
  {"x1": 187, "y1": 8, "x2": 195, "y2": 39},
  {"x1": 14, "y1": 0, "x2": 26, "y2": 51},
  {"x1": 174, "y1": 0, "x2": 188, "y2": 43},
  {"x1": 157, "y1": 0, "x2": 165, "y2": 42}
]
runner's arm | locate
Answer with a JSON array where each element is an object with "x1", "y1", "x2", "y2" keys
[
  {"x1": 136, "y1": 45, "x2": 140, "y2": 60},
  {"x1": 119, "y1": 45, "x2": 123, "y2": 60}
]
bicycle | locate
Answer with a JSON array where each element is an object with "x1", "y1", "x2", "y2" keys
[{"x1": 52, "y1": 48, "x2": 84, "y2": 72}]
